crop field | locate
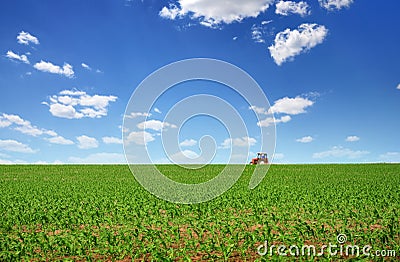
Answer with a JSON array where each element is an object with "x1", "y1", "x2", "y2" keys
[{"x1": 0, "y1": 164, "x2": 399, "y2": 261}]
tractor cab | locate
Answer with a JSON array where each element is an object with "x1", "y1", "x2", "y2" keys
[{"x1": 250, "y1": 152, "x2": 268, "y2": 165}]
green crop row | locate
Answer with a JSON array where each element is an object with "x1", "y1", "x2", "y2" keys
[{"x1": 0, "y1": 164, "x2": 399, "y2": 261}]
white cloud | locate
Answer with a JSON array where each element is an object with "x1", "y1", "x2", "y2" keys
[
  {"x1": 220, "y1": 136, "x2": 257, "y2": 149},
  {"x1": 179, "y1": 139, "x2": 197, "y2": 147},
  {"x1": 0, "y1": 120, "x2": 11, "y2": 128},
  {"x1": 45, "y1": 89, "x2": 117, "y2": 119},
  {"x1": 81, "y1": 63, "x2": 91, "y2": 70},
  {"x1": 268, "y1": 23, "x2": 328, "y2": 65},
  {"x1": 0, "y1": 113, "x2": 76, "y2": 148},
  {"x1": 47, "y1": 136, "x2": 74, "y2": 145},
  {"x1": 59, "y1": 90, "x2": 86, "y2": 96},
  {"x1": 251, "y1": 24, "x2": 265, "y2": 43},
  {"x1": 296, "y1": 136, "x2": 313, "y2": 143},
  {"x1": 0, "y1": 158, "x2": 28, "y2": 164},
  {"x1": 159, "y1": 0, "x2": 274, "y2": 28},
  {"x1": 102, "y1": 136, "x2": 123, "y2": 144},
  {"x1": 169, "y1": 150, "x2": 202, "y2": 163},
  {"x1": 249, "y1": 105, "x2": 268, "y2": 115},
  {"x1": 269, "y1": 96, "x2": 314, "y2": 115},
  {"x1": 257, "y1": 115, "x2": 291, "y2": 127},
  {"x1": 6, "y1": 50, "x2": 30, "y2": 64},
  {"x1": 250, "y1": 96, "x2": 315, "y2": 127},
  {"x1": 137, "y1": 119, "x2": 177, "y2": 132},
  {"x1": 274, "y1": 153, "x2": 285, "y2": 159},
  {"x1": 319, "y1": 0, "x2": 353, "y2": 10},
  {"x1": 233, "y1": 36, "x2": 238, "y2": 41},
  {"x1": 125, "y1": 112, "x2": 151, "y2": 119},
  {"x1": 313, "y1": 146, "x2": 369, "y2": 159},
  {"x1": 253, "y1": 95, "x2": 314, "y2": 127},
  {"x1": 396, "y1": 83, "x2": 400, "y2": 90},
  {"x1": 76, "y1": 135, "x2": 99, "y2": 149},
  {"x1": 261, "y1": 20, "x2": 272, "y2": 25},
  {"x1": 33, "y1": 60, "x2": 74, "y2": 78},
  {"x1": 48, "y1": 103, "x2": 83, "y2": 119},
  {"x1": 275, "y1": 1, "x2": 310, "y2": 16},
  {"x1": 68, "y1": 153, "x2": 125, "y2": 164},
  {"x1": 160, "y1": 4, "x2": 182, "y2": 19},
  {"x1": 0, "y1": 113, "x2": 57, "y2": 137},
  {"x1": 0, "y1": 139, "x2": 36, "y2": 153},
  {"x1": 154, "y1": 108, "x2": 162, "y2": 114},
  {"x1": 379, "y1": 152, "x2": 400, "y2": 163},
  {"x1": 126, "y1": 131, "x2": 155, "y2": 145},
  {"x1": 1, "y1": 113, "x2": 30, "y2": 126},
  {"x1": 17, "y1": 31, "x2": 39, "y2": 45},
  {"x1": 14, "y1": 125, "x2": 44, "y2": 136},
  {"x1": 346, "y1": 136, "x2": 360, "y2": 142}
]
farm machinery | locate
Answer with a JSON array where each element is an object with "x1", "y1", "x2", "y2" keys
[{"x1": 250, "y1": 152, "x2": 268, "y2": 165}]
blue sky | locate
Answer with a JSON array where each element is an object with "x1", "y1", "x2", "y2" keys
[{"x1": 0, "y1": 0, "x2": 399, "y2": 164}]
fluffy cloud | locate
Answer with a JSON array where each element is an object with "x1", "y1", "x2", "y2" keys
[
  {"x1": 251, "y1": 95, "x2": 314, "y2": 127},
  {"x1": 159, "y1": 0, "x2": 274, "y2": 28},
  {"x1": 48, "y1": 103, "x2": 82, "y2": 119},
  {"x1": 249, "y1": 105, "x2": 268, "y2": 115},
  {"x1": 125, "y1": 112, "x2": 151, "y2": 119},
  {"x1": 396, "y1": 84, "x2": 400, "y2": 90},
  {"x1": 46, "y1": 136, "x2": 74, "y2": 145},
  {"x1": 250, "y1": 96, "x2": 314, "y2": 116},
  {"x1": 319, "y1": 0, "x2": 353, "y2": 10},
  {"x1": 0, "y1": 113, "x2": 30, "y2": 127},
  {"x1": 159, "y1": 4, "x2": 182, "y2": 20},
  {"x1": 33, "y1": 60, "x2": 74, "y2": 78},
  {"x1": 81, "y1": 63, "x2": 91, "y2": 70},
  {"x1": 220, "y1": 136, "x2": 257, "y2": 148},
  {"x1": 6, "y1": 50, "x2": 29, "y2": 64},
  {"x1": 251, "y1": 24, "x2": 265, "y2": 43},
  {"x1": 76, "y1": 135, "x2": 99, "y2": 149},
  {"x1": 268, "y1": 23, "x2": 328, "y2": 65},
  {"x1": 313, "y1": 146, "x2": 369, "y2": 159},
  {"x1": 17, "y1": 31, "x2": 39, "y2": 45},
  {"x1": 275, "y1": 1, "x2": 310, "y2": 16},
  {"x1": 0, "y1": 119, "x2": 11, "y2": 128},
  {"x1": 296, "y1": 136, "x2": 314, "y2": 143},
  {"x1": 14, "y1": 125, "x2": 45, "y2": 136},
  {"x1": 0, "y1": 113, "x2": 74, "y2": 147},
  {"x1": 0, "y1": 139, "x2": 36, "y2": 153},
  {"x1": 44, "y1": 89, "x2": 117, "y2": 119},
  {"x1": 270, "y1": 96, "x2": 314, "y2": 115},
  {"x1": 257, "y1": 115, "x2": 291, "y2": 127},
  {"x1": 126, "y1": 131, "x2": 155, "y2": 145},
  {"x1": 154, "y1": 108, "x2": 162, "y2": 114},
  {"x1": 346, "y1": 136, "x2": 360, "y2": 142},
  {"x1": 102, "y1": 136, "x2": 123, "y2": 144},
  {"x1": 1, "y1": 113, "x2": 54, "y2": 137},
  {"x1": 179, "y1": 139, "x2": 197, "y2": 147},
  {"x1": 137, "y1": 120, "x2": 177, "y2": 132}
]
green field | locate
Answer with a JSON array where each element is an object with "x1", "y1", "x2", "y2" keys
[{"x1": 0, "y1": 164, "x2": 399, "y2": 261}]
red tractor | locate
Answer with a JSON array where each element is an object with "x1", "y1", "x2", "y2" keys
[{"x1": 250, "y1": 152, "x2": 268, "y2": 165}]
